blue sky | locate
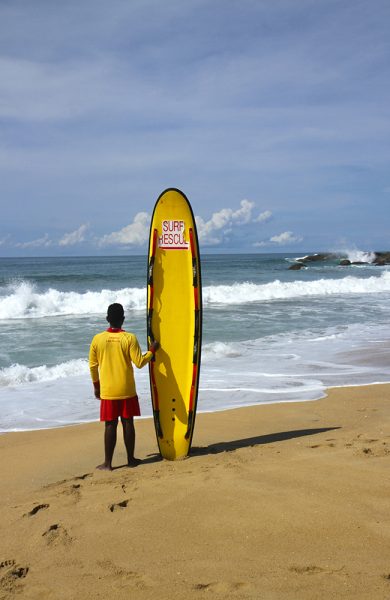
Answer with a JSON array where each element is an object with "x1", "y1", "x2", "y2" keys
[{"x1": 0, "y1": 0, "x2": 389, "y2": 256}]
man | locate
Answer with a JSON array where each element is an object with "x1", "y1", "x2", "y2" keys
[{"x1": 89, "y1": 303, "x2": 158, "y2": 470}]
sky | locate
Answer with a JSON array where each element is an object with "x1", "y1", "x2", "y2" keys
[{"x1": 0, "y1": 0, "x2": 389, "y2": 256}]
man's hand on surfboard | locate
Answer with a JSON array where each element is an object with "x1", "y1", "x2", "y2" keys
[{"x1": 150, "y1": 341, "x2": 159, "y2": 353}]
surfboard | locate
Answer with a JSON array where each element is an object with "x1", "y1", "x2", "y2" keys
[{"x1": 147, "y1": 188, "x2": 202, "y2": 460}]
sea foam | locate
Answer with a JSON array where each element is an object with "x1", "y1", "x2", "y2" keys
[
  {"x1": 0, "y1": 359, "x2": 88, "y2": 387},
  {"x1": 1, "y1": 322, "x2": 390, "y2": 431},
  {"x1": 0, "y1": 281, "x2": 145, "y2": 320},
  {"x1": 1, "y1": 271, "x2": 390, "y2": 320},
  {"x1": 204, "y1": 270, "x2": 390, "y2": 305},
  {"x1": 345, "y1": 250, "x2": 376, "y2": 263}
]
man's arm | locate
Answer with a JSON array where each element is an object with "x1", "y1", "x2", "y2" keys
[
  {"x1": 89, "y1": 340, "x2": 100, "y2": 398},
  {"x1": 130, "y1": 335, "x2": 158, "y2": 369}
]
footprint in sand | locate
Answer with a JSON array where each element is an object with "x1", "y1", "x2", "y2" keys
[
  {"x1": 113, "y1": 483, "x2": 136, "y2": 495},
  {"x1": 44, "y1": 472, "x2": 92, "y2": 491},
  {"x1": 74, "y1": 473, "x2": 93, "y2": 481},
  {"x1": 362, "y1": 444, "x2": 390, "y2": 457},
  {"x1": 349, "y1": 437, "x2": 390, "y2": 458},
  {"x1": 97, "y1": 560, "x2": 154, "y2": 590},
  {"x1": 24, "y1": 503, "x2": 49, "y2": 517},
  {"x1": 60, "y1": 483, "x2": 82, "y2": 503},
  {"x1": 289, "y1": 565, "x2": 326, "y2": 575},
  {"x1": 109, "y1": 500, "x2": 129, "y2": 512},
  {"x1": 42, "y1": 524, "x2": 72, "y2": 547},
  {"x1": 308, "y1": 443, "x2": 336, "y2": 449},
  {"x1": 193, "y1": 581, "x2": 252, "y2": 593},
  {"x1": 0, "y1": 560, "x2": 29, "y2": 594},
  {"x1": 0, "y1": 561, "x2": 15, "y2": 570},
  {"x1": 289, "y1": 565, "x2": 345, "y2": 576}
]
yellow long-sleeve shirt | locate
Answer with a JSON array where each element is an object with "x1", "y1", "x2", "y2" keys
[{"x1": 89, "y1": 329, "x2": 153, "y2": 400}]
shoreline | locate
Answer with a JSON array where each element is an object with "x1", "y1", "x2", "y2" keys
[
  {"x1": 2, "y1": 378, "x2": 390, "y2": 435},
  {"x1": 1, "y1": 383, "x2": 390, "y2": 599}
]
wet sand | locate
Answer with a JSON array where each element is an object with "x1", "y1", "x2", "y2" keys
[{"x1": 1, "y1": 384, "x2": 390, "y2": 599}]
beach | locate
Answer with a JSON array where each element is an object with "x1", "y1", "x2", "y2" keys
[
  {"x1": 1, "y1": 383, "x2": 389, "y2": 599},
  {"x1": 2, "y1": 254, "x2": 390, "y2": 434}
]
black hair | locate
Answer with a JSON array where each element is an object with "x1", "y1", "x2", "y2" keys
[{"x1": 107, "y1": 303, "x2": 125, "y2": 327}]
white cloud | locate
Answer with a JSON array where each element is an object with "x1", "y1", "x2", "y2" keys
[
  {"x1": 96, "y1": 200, "x2": 272, "y2": 246},
  {"x1": 99, "y1": 212, "x2": 150, "y2": 246},
  {"x1": 59, "y1": 223, "x2": 89, "y2": 246},
  {"x1": 97, "y1": 200, "x2": 271, "y2": 249},
  {"x1": 13, "y1": 225, "x2": 89, "y2": 250},
  {"x1": 255, "y1": 210, "x2": 272, "y2": 223},
  {"x1": 270, "y1": 231, "x2": 303, "y2": 244},
  {"x1": 254, "y1": 231, "x2": 303, "y2": 248},
  {"x1": 15, "y1": 234, "x2": 52, "y2": 249},
  {"x1": 196, "y1": 199, "x2": 268, "y2": 245}
]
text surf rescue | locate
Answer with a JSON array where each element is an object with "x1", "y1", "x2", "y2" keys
[{"x1": 159, "y1": 220, "x2": 189, "y2": 249}]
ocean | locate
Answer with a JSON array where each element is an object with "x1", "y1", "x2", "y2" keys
[{"x1": 1, "y1": 253, "x2": 390, "y2": 432}]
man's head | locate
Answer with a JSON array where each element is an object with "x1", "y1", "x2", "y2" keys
[{"x1": 106, "y1": 303, "x2": 125, "y2": 328}]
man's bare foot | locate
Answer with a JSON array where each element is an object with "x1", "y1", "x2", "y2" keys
[
  {"x1": 96, "y1": 463, "x2": 113, "y2": 471},
  {"x1": 127, "y1": 458, "x2": 141, "y2": 468}
]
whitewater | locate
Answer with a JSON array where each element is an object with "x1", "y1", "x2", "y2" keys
[
  {"x1": 1, "y1": 253, "x2": 390, "y2": 432},
  {"x1": 2, "y1": 270, "x2": 390, "y2": 319}
]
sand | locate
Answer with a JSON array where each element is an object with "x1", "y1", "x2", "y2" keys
[{"x1": 0, "y1": 384, "x2": 390, "y2": 599}]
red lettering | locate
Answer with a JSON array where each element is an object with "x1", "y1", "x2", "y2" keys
[
  {"x1": 158, "y1": 224, "x2": 189, "y2": 248},
  {"x1": 161, "y1": 220, "x2": 186, "y2": 235}
]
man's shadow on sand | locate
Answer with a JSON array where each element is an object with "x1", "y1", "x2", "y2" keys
[{"x1": 137, "y1": 427, "x2": 340, "y2": 465}]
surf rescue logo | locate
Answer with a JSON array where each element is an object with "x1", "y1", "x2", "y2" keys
[{"x1": 159, "y1": 220, "x2": 189, "y2": 250}]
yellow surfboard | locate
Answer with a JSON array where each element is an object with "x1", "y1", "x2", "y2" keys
[{"x1": 147, "y1": 188, "x2": 202, "y2": 460}]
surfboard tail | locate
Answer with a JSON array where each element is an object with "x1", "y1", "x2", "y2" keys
[
  {"x1": 185, "y1": 410, "x2": 194, "y2": 440},
  {"x1": 153, "y1": 409, "x2": 164, "y2": 439}
]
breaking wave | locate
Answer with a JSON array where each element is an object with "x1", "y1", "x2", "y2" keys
[
  {"x1": 1, "y1": 271, "x2": 390, "y2": 319},
  {"x1": 0, "y1": 359, "x2": 88, "y2": 387},
  {"x1": 345, "y1": 250, "x2": 376, "y2": 263},
  {"x1": 204, "y1": 271, "x2": 390, "y2": 305},
  {"x1": 0, "y1": 281, "x2": 145, "y2": 319}
]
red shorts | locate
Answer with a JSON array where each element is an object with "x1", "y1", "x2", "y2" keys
[{"x1": 100, "y1": 396, "x2": 141, "y2": 421}]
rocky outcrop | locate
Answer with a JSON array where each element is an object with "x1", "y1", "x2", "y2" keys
[
  {"x1": 373, "y1": 252, "x2": 390, "y2": 265},
  {"x1": 289, "y1": 251, "x2": 390, "y2": 270},
  {"x1": 340, "y1": 260, "x2": 368, "y2": 266},
  {"x1": 297, "y1": 254, "x2": 335, "y2": 263}
]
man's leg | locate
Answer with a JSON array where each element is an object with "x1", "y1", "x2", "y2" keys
[
  {"x1": 121, "y1": 417, "x2": 140, "y2": 466},
  {"x1": 96, "y1": 419, "x2": 118, "y2": 470}
]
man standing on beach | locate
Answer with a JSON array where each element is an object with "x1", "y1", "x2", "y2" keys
[{"x1": 89, "y1": 303, "x2": 158, "y2": 471}]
